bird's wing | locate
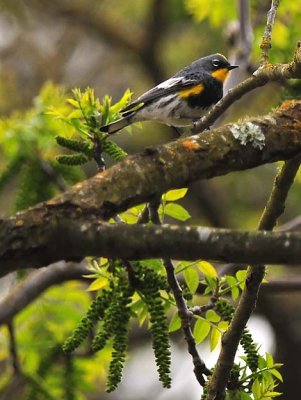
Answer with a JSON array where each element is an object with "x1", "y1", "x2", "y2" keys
[{"x1": 121, "y1": 76, "x2": 203, "y2": 115}]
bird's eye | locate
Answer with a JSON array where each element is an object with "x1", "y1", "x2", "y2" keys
[{"x1": 212, "y1": 59, "x2": 220, "y2": 68}]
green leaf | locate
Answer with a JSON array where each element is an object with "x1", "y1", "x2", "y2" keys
[
  {"x1": 198, "y1": 261, "x2": 217, "y2": 278},
  {"x1": 217, "y1": 321, "x2": 229, "y2": 331},
  {"x1": 225, "y1": 275, "x2": 240, "y2": 300},
  {"x1": 238, "y1": 391, "x2": 252, "y2": 400},
  {"x1": 264, "y1": 392, "x2": 282, "y2": 397},
  {"x1": 87, "y1": 277, "x2": 109, "y2": 291},
  {"x1": 110, "y1": 89, "x2": 133, "y2": 114},
  {"x1": 164, "y1": 203, "x2": 191, "y2": 221},
  {"x1": 266, "y1": 352, "x2": 274, "y2": 368},
  {"x1": 164, "y1": 188, "x2": 188, "y2": 201},
  {"x1": 205, "y1": 309, "x2": 220, "y2": 323},
  {"x1": 258, "y1": 355, "x2": 267, "y2": 369},
  {"x1": 193, "y1": 319, "x2": 210, "y2": 344},
  {"x1": 183, "y1": 267, "x2": 199, "y2": 294},
  {"x1": 252, "y1": 379, "x2": 261, "y2": 400},
  {"x1": 236, "y1": 269, "x2": 248, "y2": 289},
  {"x1": 204, "y1": 275, "x2": 218, "y2": 293},
  {"x1": 67, "y1": 98, "x2": 80, "y2": 108},
  {"x1": 68, "y1": 109, "x2": 84, "y2": 120},
  {"x1": 168, "y1": 312, "x2": 182, "y2": 333},
  {"x1": 210, "y1": 327, "x2": 221, "y2": 351},
  {"x1": 225, "y1": 275, "x2": 237, "y2": 286},
  {"x1": 270, "y1": 369, "x2": 283, "y2": 382},
  {"x1": 231, "y1": 286, "x2": 240, "y2": 300}
]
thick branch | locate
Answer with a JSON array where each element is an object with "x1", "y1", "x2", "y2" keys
[
  {"x1": 46, "y1": 101, "x2": 301, "y2": 217},
  {"x1": 0, "y1": 103, "x2": 300, "y2": 275},
  {"x1": 2, "y1": 220, "x2": 301, "y2": 276}
]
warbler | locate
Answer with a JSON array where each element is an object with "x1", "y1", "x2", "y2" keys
[{"x1": 100, "y1": 54, "x2": 238, "y2": 135}]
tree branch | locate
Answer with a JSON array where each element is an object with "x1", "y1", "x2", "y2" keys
[
  {"x1": 0, "y1": 262, "x2": 89, "y2": 324},
  {"x1": 193, "y1": 40, "x2": 301, "y2": 133},
  {"x1": 1, "y1": 220, "x2": 301, "y2": 276},
  {"x1": 0, "y1": 103, "x2": 300, "y2": 275},
  {"x1": 42, "y1": 101, "x2": 301, "y2": 216},
  {"x1": 260, "y1": 0, "x2": 281, "y2": 64},
  {"x1": 206, "y1": 157, "x2": 300, "y2": 399}
]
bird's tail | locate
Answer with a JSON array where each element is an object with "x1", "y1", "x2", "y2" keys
[{"x1": 100, "y1": 115, "x2": 132, "y2": 135}]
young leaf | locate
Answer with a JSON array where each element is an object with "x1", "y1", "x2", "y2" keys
[
  {"x1": 210, "y1": 327, "x2": 221, "y2": 351},
  {"x1": 87, "y1": 277, "x2": 109, "y2": 291},
  {"x1": 193, "y1": 319, "x2": 211, "y2": 344},
  {"x1": 164, "y1": 203, "x2": 191, "y2": 221},
  {"x1": 164, "y1": 188, "x2": 188, "y2": 201},
  {"x1": 217, "y1": 320, "x2": 229, "y2": 331},
  {"x1": 198, "y1": 261, "x2": 217, "y2": 278},
  {"x1": 183, "y1": 267, "x2": 199, "y2": 294},
  {"x1": 205, "y1": 309, "x2": 220, "y2": 323},
  {"x1": 238, "y1": 391, "x2": 252, "y2": 400},
  {"x1": 236, "y1": 269, "x2": 247, "y2": 289},
  {"x1": 270, "y1": 368, "x2": 283, "y2": 382},
  {"x1": 168, "y1": 312, "x2": 182, "y2": 333},
  {"x1": 252, "y1": 379, "x2": 261, "y2": 400},
  {"x1": 264, "y1": 392, "x2": 282, "y2": 397},
  {"x1": 266, "y1": 352, "x2": 274, "y2": 368}
]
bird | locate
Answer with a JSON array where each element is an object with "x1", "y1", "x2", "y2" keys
[{"x1": 100, "y1": 54, "x2": 238, "y2": 135}]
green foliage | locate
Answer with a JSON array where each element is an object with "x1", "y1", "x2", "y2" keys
[
  {"x1": 50, "y1": 87, "x2": 130, "y2": 168},
  {"x1": 63, "y1": 289, "x2": 112, "y2": 353},
  {"x1": 184, "y1": 0, "x2": 301, "y2": 63},
  {"x1": 160, "y1": 187, "x2": 191, "y2": 222},
  {"x1": 0, "y1": 82, "x2": 85, "y2": 212},
  {"x1": 63, "y1": 260, "x2": 172, "y2": 392},
  {"x1": 134, "y1": 263, "x2": 171, "y2": 388}
]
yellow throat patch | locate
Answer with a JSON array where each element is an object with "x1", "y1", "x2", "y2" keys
[
  {"x1": 211, "y1": 68, "x2": 229, "y2": 83},
  {"x1": 178, "y1": 83, "x2": 204, "y2": 98}
]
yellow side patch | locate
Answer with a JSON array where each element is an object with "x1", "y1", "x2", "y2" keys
[
  {"x1": 178, "y1": 83, "x2": 204, "y2": 98},
  {"x1": 211, "y1": 68, "x2": 229, "y2": 83}
]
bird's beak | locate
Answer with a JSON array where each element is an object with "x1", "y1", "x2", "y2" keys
[{"x1": 228, "y1": 65, "x2": 239, "y2": 70}]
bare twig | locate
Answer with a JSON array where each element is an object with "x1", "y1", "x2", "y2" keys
[
  {"x1": 278, "y1": 215, "x2": 301, "y2": 231},
  {"x1": 224, "y1": 0, "x2": 253, "y2": 93},
  {"x1": 206, "y1": 157, "x2": 300, "y2": 399},
  {"x1": 260, "y1": 0, "x2": 281, "y2": 64},
  {"x1": 39, "y1": 159, "x2": 68, "y2": 192},
  {"x1": 147, "y1": 199, "x2": 210, "y2": 385},
  {"x1": 163, "y1": 259, "x2": 210, "y2": 385},
  {"x1": 7, "y1": 322, "x2": 21, "y2": 374},
  {"x1": 259, "y1": 155, "x2": 301, "y2": 230}
]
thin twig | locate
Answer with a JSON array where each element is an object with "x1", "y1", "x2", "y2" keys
[
  {"x1": 163, "y1": 259, "x2": 211, "y2": 385},
  {"x1": 39, "y1": 159, "x2": 68, "y2": 192},
  {"x1": 147, "y1": 198, "x2": 210, "y2": 385},
  {"x1": 260, "y1": 0, "x2": 281, "y2": 64},
  {"x1": 206, "y1": 157, "x2": 301, "y2": 399},
  {"x1": 7, "y1": 322, "x2": 21, "y2": 374},
  {"x1": 259, "y1": 155, "x2": 301, "y2": 230}
]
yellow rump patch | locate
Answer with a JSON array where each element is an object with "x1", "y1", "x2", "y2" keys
[
  {"x1": 211, "y1": 68, "x2": 229, "y2": 83},
  {"x1": 178, "y1": 83, "x2": 204, "y2": 98}
]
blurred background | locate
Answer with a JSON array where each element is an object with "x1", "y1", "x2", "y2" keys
[{"x1": 0, "y1": 0, "x2": 300, "y2": 399}]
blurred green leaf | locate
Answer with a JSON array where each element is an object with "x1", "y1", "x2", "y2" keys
[
  {"x1": 164, "y1": 188, "x2": 188, "y2": 201},
  {"x1": 193, "y1": 318, "x2": 211, "y2": 344},
  {"x1": 198, "y1": 261, "x2": 217, "y2": 278},
  {"x1": 164, "y1": 203, "x2": 191, "y2": 221},
  {"x1": 183, "y1": 267, "x2": 199, "y2": 294}
]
